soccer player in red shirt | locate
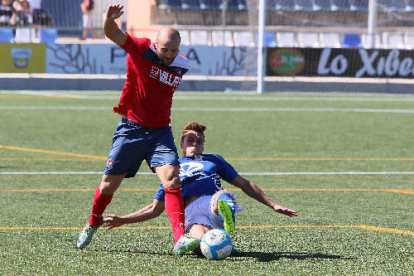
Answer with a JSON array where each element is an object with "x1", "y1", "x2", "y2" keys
[{"x1": 76, "y1": 4, "x2": 198, "y2": 255}]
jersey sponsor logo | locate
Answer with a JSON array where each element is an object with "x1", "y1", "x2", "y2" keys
[
  {"x1": 180, "y1": 162, "x2": 205, "y2": 180},
  {"x1": 150, "y1": 66, "x2": 182, "y2": 88}
]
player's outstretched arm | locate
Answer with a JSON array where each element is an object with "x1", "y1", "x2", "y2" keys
[
  {"x1": 103, "y1": 199, "x2": 165, "y2": 229},
  {"x1": 103, "y1": 4, "x2": 127, "y2": 46},
  {"x1": 230, "y1": 175, "x2": 298, "y2": 217}
]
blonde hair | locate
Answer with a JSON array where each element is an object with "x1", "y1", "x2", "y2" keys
[{"x1": 181, "y1": 121, "x2": 206, "y2": 142}]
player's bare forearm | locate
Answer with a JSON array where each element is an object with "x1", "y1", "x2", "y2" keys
[
  {"x1": 103, "y1": 200, "x2": 165, "y2": 229},
  {"x1": 231, "y1": 176, "x2": 274, "y2": 207},
  {"x1": 103, "y1": 4, "x2": 127, "y2": 46},
  {"x1": 231, "y1": 175, "x2": 298, "y2": 217}
]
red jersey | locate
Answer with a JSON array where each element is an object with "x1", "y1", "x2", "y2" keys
[{"x1": 113, "y1": 33, "x2": 190, "y2": 128}]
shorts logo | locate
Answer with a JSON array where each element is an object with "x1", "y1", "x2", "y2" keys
[{"x1": 106, "y1": 158, "x2": 114, "y2": 169}]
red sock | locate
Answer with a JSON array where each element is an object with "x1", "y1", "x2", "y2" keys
[
  {"x1": 164, "y1": 187, "x2": 185, "y2": 243},
  {"x1": 88, "y1": 185, "x2": 113, "y2": 227}
]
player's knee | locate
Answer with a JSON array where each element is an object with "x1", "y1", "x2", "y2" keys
[
  {"x1": 99, "y1": 182, "x2": 117, "y2": 195},
  {"x1": 162, "y1": 175, "x2": 180, "y2": 188},
  {"x1": 99, "y1": 175, "x2": 124, "y2": 195},
  {"x1": 213, "y1": 190, "x2": 227, "y2": 201},
  {"x1": 157, "y1": 165, "x2": 180, "y2": 188}
]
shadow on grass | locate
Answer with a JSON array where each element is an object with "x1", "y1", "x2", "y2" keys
[
  {"x1": 238, "y1": 251, "x2": 356, "y2": 262},
  {"x1": 92, "y1": 247, "x2": 173, "y2": 256},
  {"x1": 93, "y1": 247, "x2": 355, "y2": 262}
]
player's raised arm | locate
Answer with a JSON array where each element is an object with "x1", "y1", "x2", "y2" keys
[
  {"x1": 230, "y1": 175, "x2": 298, "y2": 217},
  {"x1": 103, "y1": 4, "x2": 127, "y2": 46}
]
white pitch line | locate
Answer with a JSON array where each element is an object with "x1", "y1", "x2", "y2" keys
[
  {"x1": 1, "y1": 171, "x2": 414, "y2": 176},
  {"x1": 173, "y1": 107, "x2": 414, "y2": 114},
  {"x1": 6, "y1": 91, "x2": 414, "y2": 102},
  {"x1": 0, "y1": 106, "x2": 110, "y2": 110},
  {"x1": 2, "y1": 106, "x2": 414, "y2": 114},
  {"x1": 173, "y1": 95, "x2": 414, "y2": 102},
  {"x1": 0, "y1": 171, "x2": 107, "y2": 175},
  {"x1": 243, "y1": 171, "x2": 414, "y2": 176}
]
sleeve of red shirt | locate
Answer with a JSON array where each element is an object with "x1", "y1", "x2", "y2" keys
[{"x1": 121, "y1": 32, "x2": 151, "y2": 54}]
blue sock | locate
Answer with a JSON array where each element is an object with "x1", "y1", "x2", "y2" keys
[{"x1": 217, "y1": 193, "x2": 235, "y2": 216}]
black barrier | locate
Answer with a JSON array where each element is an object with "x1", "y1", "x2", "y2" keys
[{"x1": 266, "y1": 47, "x2": 414, "y2": 78}]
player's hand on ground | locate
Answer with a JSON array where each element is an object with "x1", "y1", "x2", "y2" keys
[
  {"x1": 274, "y1": 205, "x2": 298, "y2": 217},
  {"x1": 103, "y1": 214, "x2": 124, "y2": 229},
  {"x1": 106, "y1": 4, "x2": 124, "y2": 20}
]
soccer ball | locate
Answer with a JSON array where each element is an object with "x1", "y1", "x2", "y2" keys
[{"x1": 200, "y1": 229, "x2": 232, "y2": 260}]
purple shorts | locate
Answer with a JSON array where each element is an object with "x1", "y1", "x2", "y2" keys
[{"x1": 104, "y1": 118, "x2": 179, "y2": 178}]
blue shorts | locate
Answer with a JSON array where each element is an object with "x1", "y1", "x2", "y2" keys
[{"x1": 104, "y1": 118, "x2": 180, "y2": 178}]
